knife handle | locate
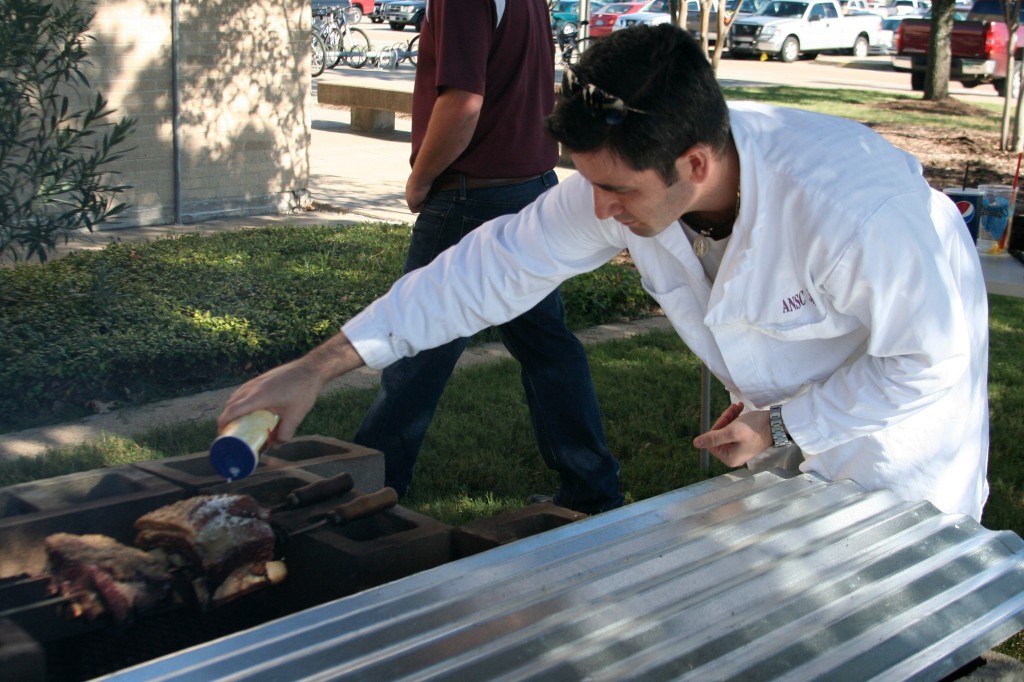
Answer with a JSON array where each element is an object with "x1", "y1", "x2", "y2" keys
[
  {"x1": 285, "y1": 473, "x2": 355, "y2": 508},
  {"x1": 329, "y1": 487, "x2": 398, "y2": 526}
]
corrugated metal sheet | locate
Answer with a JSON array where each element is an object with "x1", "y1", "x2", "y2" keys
[{"x1": 98, "y1": 469, "x2": 1024, "y2": 681}]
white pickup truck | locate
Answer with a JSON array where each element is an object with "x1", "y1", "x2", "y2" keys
[{"x1": 728, "y1": 0, "x2": 884, "y2": 61}]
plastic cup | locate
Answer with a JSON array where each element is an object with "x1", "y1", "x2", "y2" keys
[
  {"x1": 943, "y1": 187, "x2": 983, "y2": 244},
  {"x1": 977, "y1": 184, "x2": 1016, "y2": 256}
]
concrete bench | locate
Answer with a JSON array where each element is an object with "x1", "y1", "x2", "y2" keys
[
  {"x1": 317, "y1": 82, "x2": 413, "y2": 134},
  {"x1": 316, "y1": 81, "x2": 575, "y2": 168}
]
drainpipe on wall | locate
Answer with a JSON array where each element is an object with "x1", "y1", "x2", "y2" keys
[{"x1": 171, "y1": 0, "x2": 183, "y2": 224}]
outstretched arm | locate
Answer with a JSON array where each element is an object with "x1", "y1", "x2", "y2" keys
[{"x1": 217, "y1": 331, "x2": 366, "y2": 444}]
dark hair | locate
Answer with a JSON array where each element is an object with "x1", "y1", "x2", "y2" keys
[{"x1": 547, "y1": 24, "x2": 731, "y2": 184}]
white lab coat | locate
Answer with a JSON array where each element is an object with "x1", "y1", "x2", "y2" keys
[{"x1": 344, "y1": 102, "x2": 990, "y2": 520}]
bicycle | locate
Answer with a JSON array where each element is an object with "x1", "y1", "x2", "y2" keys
[
  {"x1": 313, "y1": 7, "x2": 371, "y2": 70},
  {"x1": 557, "y1": 21, "x2": 594, "y2": 66},
  {"x1": 402, "y1": 34, "x2": 418, "y2": 66},
  {"x1": 311, "y1": 31, "x2": 327, "y2": 77}
]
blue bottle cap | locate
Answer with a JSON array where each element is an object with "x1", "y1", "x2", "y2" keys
[{"x1": 209, "y1": 435, "x2": 258, "y2": 481}]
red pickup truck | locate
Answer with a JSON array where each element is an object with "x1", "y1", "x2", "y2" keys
[{"x1": 893, "y1": 0, "x2": 1024, "y2": 95}]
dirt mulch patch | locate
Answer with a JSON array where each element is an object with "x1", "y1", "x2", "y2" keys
[{"x1": 867, "y1": 98, "x2": 1021, "y2": 190}]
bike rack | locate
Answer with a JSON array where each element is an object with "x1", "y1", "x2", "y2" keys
[
  {"x1": 361, "y1": 44, "x2": 416, "y2": 70},
  {"x1": 372, "y1": 44, "x2": 402, "y2": 70}
]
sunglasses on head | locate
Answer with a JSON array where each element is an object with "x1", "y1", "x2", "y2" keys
[{"x1": 561, "y1": 65, "x2": 648, "y2": 125}]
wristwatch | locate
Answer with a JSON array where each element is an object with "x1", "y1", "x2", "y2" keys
[{"x1": 769, "y1": 404, "x2": 792, "y2": 448}]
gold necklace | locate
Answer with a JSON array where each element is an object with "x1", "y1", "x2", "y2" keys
[{"x1": 693, "y1": 187, "x2": 741, "y2": 258}]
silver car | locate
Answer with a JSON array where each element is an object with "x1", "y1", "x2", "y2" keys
[
  {"x1": 871, "y1": 15, "x2": 902, "y2": 55},
  {"x1": 613, "y1": 0, "x2": 674, "y2": 30}
]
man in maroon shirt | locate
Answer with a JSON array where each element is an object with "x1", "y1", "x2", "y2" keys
[{"x1": 353, "y1": 0, "x2": 624, "y2": 513}]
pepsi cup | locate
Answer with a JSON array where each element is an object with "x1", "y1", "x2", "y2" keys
[
  {"x1": 977, "y1": 184, "x2": 1016, "y2": 255},
  {"x1": 943, "y1": 187, "x2": 982, "y2": 244}
]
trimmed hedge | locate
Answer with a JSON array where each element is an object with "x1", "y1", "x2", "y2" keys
[{"x1": 0, "y1": 223, "x2": 658, "y2": 432}]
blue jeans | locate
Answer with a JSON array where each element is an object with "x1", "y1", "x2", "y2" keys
[{"x1": 354, "y1": 171, "x2": 623, "y2": 513}]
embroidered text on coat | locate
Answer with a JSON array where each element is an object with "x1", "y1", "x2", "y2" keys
[{"x1": 782, "y1": 289, "x2": 816, "y2": 314}]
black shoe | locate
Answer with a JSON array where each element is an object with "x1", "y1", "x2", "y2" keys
[{"x1": 527, "y1": 494, "x2": 556, "y2": 505}]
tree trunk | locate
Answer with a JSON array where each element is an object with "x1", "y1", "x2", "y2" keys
[
  {"x1": 1001, "y1": 0, "x2": 1021, "y2": 150},
  {"x1": 1002, "y1": 35, "x2": 1016, "y2": 150},
  {"x1": 700, "y1": 0, "x2": 712, "y2": 56},
  {"x1": 710, "y1": 0, "x2": 727, "y2": 74},
  {"x1": 1014, "y1": 58, "x2": 1024, "y2": 150},
  {"x1": 924, "y1": 0, "x2": 955, "y2": 101}
]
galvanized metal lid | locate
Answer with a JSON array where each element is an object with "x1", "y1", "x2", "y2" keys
[{"x1": 98, "y1": 469, "x2": 1024, "y2": 681}]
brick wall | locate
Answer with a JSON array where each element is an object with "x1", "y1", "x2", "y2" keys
[{"x1": 83, "y1": 0, "x2": 311, "y2": 228}]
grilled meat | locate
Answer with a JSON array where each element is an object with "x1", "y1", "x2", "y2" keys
[
  {"x1": 44, "y1": 532, "x2": 174, "y2": 621},
  {"x1": 134, "y1": 494, "x2": 276, "y2": 584},
  {"x1": 212, "y1": 560, "x2": 288, "y2": 605}
]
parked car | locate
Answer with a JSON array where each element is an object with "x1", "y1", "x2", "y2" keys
[
  {"x1": 688, "y1": 0, "x2": 769, "y2": 46},
  {"x1": 887, "y1": 4, "x2": 966, "y2": 74},
  {"x1": 612, "y1": 0, "x2": 674, "y2": 31},
  {"x1": 840, "y1": 0, "x2": 885, "y2": 14},
  {"x1": 348, "y1": 0, "x2": 374, "y2": 21},
  {"x1": 313, "y1": 0, "x2": 372, "y2": 22},
  {"x1": 369, "y1": 1, "x2": 386, "y2": 23},
  {"x1": 871, "y1": 14, "x2": 903, "y2": 53},
  {"x1": 894, "y1": 0, "x2": 1024, "y2": 93},
  {"x1": 382, "y1": 0, "x2": 424, "y2": 31},
  {"x1": 728, "y1": 0, "x2": 883, "y2": 61},
  {"x1": 886, "y1": 0, "x2": 929, "y2": 15},
  {"x1": 313, "y1": 0, "x2": 350, "y2": 14},
  {"x1": 551, "y1": 1, "x2": 608, "y2": 36},
  {"x1": 589, "y1": 2, "x2": 647, "y2": 37}
]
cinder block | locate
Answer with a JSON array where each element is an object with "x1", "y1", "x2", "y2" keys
[
  {"x1": 0, "y1": 619, "x2": 45, "y2": 682},
  {"x1": 451, "y1": 502, "x2": 587, "y2": 559},
  {"x1": 270, "y1": 437, "x2": 384, "y2": 492},
  {"x1": 134, "y1": 435, "x2": 383, "y2": 493},
  {"x1": 271, "y1": 500, "x2": 452, "y2": 612},
  {"x1": 0, "y1": 467, "x2": 186, "y2": 579},
  {"x1": 204, "y1": 468, "x2": 325, "y2": 505}
]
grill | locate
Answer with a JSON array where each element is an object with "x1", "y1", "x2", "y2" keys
[
  {"x1": 10, "y1": 586, "x2": 281, "y2": 681},
  {"x1": 731, "y1": 23, "x2": 761, "y2": 39},
  {"x1": 0, "y1": 436, "x2": 588, "y2": 681},
  {"x1": 0, "y1": 499, "x2": 452, "y2": 680}
]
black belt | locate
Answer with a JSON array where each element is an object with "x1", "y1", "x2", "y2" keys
[{"x1": 432, "y1": 173, "x2": 544, "y2": 193}]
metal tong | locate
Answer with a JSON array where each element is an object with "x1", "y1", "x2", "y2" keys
[{"x1": 276, "y1": 487, "x2": 399, "y2": 542}]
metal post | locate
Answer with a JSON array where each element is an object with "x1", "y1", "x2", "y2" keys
[
  {"x1": 171, "y1": 0, "x2": 182, "y2": 225},
  {"x1": 700, "y1": 363, "x2": 711, "y2": 472}
]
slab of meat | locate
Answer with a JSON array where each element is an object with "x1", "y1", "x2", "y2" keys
[
  {"x1": 44, "y1": 533, "x2": 174, "y2": 622},
  {"x1": 134, "y1": 494, "x2": 276, "y2": 584}
]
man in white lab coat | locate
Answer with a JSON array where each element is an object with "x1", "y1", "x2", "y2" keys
[{"x1": 219, "y1": 24, "x2": 989, "y2": 520}]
